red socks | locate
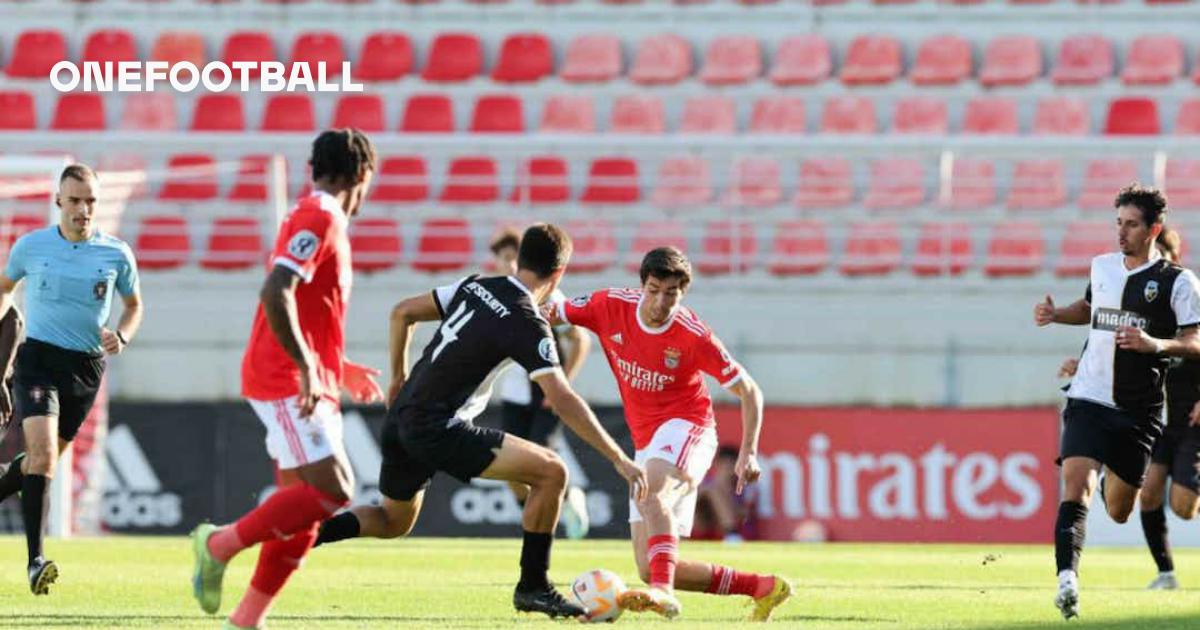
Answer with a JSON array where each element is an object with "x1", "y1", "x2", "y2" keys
[
  {"x1": 646, "y1": 534, "x2": 678, "y2": 589},
  {"x1": 208, "y1": 482, "x2": 345, "y2": 563},
  {"x1": 228, "y1": 522, "x2": 320, "y2": 628},
  {"x1": 707, "y1": 565, "x2": 775, "y2": 598}
]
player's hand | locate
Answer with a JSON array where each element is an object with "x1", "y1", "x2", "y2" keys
[
  {"x1": 1190, "y1": 401, "x2": 1200, "y2": 426},
  {"x1": 1034, "y1": 295, "x2": 1056, "y2": 327},
  {"x1": 343, "y1": 359, "x2": 384, "y2": 405},
  {"x1": 298, "y1": 366, "x2": 323, "y2": 418},
  {"x1": 100, "y1": 327, "x2": 125, "y2": 355},
  {"x1": 540, "y1": 303, "x2": 564, "y2": 327},
  {"x1": 1057, "y1": 358, "x2": 1079, "y2": 378},
  {"x1": 734, "y1": 451, "x2": 761, "y2": 495},
  {"x1": 615, "y1": 457, "x2": 647, "y2": 503},
  {"x1": 1115, "y1": 326, "x2": 1161, "y2": 354}
]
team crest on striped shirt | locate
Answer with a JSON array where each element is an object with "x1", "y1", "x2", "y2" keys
[
  {"x1": 1145, "y1": 280, "x2": 1159, "y2": 303},
  {"x1": 663, "y1": 347, "x2": 681, "y2": 369}
]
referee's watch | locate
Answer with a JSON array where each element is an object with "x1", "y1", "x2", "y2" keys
[{"x1": 115, "y1": 330, "x2": 129, "y2": 347}]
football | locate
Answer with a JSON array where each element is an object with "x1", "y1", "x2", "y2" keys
[{"x1": 572, "y1": 569, "x2": 627, "y2": 623}]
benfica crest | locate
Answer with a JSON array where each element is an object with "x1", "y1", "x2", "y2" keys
[{"x1": 663, "y1": 347, "x2": 681, "y2": 369}]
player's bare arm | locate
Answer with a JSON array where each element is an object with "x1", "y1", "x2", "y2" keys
[
  {"x1": 725, "y1": 373, "x2": 764, "y2": 495},
  {"x1": 1116, "y1": 324, "x2": 1200, "y2": 358},
  {"x1": 1035, "y1": 295, "x2": 1090, "y2": 326},
  {"x1": 101, "y1": 291, "x2": 143, "y2": 356},
  {"x1": 387, "y1": 292, "x2": 442, "y2": 401},
  {"x1": 559, "y1": 325, "x2": 591, "y2": 382},
  {"x1": 0, "y1": 307, "x2": 23, "y2": 427},
  {"x1": 260, "y1": 265, "x2": 322, "y2": 415},
  {"x1": 534, "y1": 369, "x2": 647, "y2": 502}
]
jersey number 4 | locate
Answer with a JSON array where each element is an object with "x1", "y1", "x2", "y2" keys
[{"x1": 432, "y1": 302, "x2": 475, "y2": 362}]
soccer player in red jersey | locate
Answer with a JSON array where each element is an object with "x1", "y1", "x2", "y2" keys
[
  {"x1": 188, "y1": 129, "x2": 384, "y2": 630},
  {"x1": 550, "y1": 247, "x2": 792, "y2": 621}
]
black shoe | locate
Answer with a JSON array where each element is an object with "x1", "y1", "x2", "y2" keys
[
  {"x1": 28, "y1": 556, "x2": 58, "y2": 596},
  {"x1": 513, "y1": 583, "x2": 586, "y2": 619}
]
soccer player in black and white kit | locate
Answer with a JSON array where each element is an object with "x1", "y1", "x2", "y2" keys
[
  {"x1": 1035, "y1": 185, "x2": 1200, "y2": 619},
  {"x1": 314, "y1": 223, "x2": 645, "y2": 619}
]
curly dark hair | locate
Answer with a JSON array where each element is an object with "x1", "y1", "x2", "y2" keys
[
  {"x1": 309, "y1": 128, "x2": 377, "y2": 186},
  {"x1": 1114, "y1": 182, "x2": 1168, "y2": 226}
]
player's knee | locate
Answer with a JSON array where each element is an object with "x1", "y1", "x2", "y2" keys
[
  {"x1": 25, "y1": 447, "x2": 56, "y2": 476},
  {"x1": 1169, "y1": 496, "x2": 1199, "y2": 520},
  {"x1": 636, "y1": 492, "x2": 667, "y2": 518},
  {"x1": 537, "y1": 455, "x2": 568, "y2": 492},
  {"x1": 1106, "y1": 501, "x2": 1132, "y2": 524},
  {"x1": 380, "y1": 516, "x2": 415, "y2": 539},
  {"x1": 1140, "y1": 488, "x2": 1165, "y2": 511}
]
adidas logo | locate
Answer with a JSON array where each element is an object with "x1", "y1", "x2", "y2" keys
[
  {"x1": 103, "y1": 424, "x2": 182, "y2": 528},
  {"x1": 610, "y1": 333, "x2": 623, "y2": 344}
]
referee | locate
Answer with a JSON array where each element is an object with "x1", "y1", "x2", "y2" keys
[
  {"x1": 1035, "y1": 184, "x2": 1200, "y2": 619},
  {"x1": 0, "y1": 164, "x2": 143, "y2": 595}
]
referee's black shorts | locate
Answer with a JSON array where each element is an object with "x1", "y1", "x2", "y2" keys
[
  {"x1": 378, "y1": 406, "x2": 506, "y2": 501},
  {"x1": 13, "y1": 338, "x2": 105, "y2": 442},
  {"x1": 1059, "y1": 398, "x2": 1161, "y2": 488}
]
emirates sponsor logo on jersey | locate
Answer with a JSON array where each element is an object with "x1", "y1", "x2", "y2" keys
[
  {"x1": 611, "y1": 351, "x2": 675, "y2": 392},
  {"x1": 1092, "y1": 307, "x2": 1149, "y2": 332},
  {"x1": 663, "y1": 347, "x2": 681, "y2": 370}
]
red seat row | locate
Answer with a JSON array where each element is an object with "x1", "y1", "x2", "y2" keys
[{"x1": 8, "y1": 29, "x2": 1200, "y2": 87}]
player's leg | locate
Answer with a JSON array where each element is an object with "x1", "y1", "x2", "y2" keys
[
  {"x1": 1167, "y1": 434, "x2": 1200, "y2": 521},
  {"x1": 500, "y1": 401, "x2": 536, "y2": 504},
  {"x1": 1139, "y1": 463, "x2": 1176, "y2": 588},
  {"x1": 19, "y1": 412, "x2": 60, "y2": 594},
  {"x1": 1054, "y1": 454, "x2": 1101, "y2": 619}
]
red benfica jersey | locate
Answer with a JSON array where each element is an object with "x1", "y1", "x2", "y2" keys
[
  {"x1": 241, "y1": 192, "x2": 352, "y2": 402},
  {"x1": 559, "y1": 288, "x2": 742, "y2": 449}
]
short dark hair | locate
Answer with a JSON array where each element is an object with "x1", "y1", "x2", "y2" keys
[
  {"x1": 489, "y1": 228, "x2": 521, "y2": 256},
  {"x1": 60, "y1": 163, "x2": 97, "y2": 185},
  {"x1": 639, "y1": 247, "x2": 692, "y2": 289},
  {"x1": 517, "y1": 223, "x2": 572, "y2": 278},
  {"x1": 309, "y1": 128, "x2": 377, "y2": 185},
  {"x1": 1115, "y1": 183, "x2": 1168, "y2": 226}
]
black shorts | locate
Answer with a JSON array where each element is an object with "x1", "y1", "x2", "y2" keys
[
  {"x1": 1151, "y1": 425, "x2": 1200, "y2": 493},
  {"x1": 500, "y1": 400, "x2": 558, "y2": 447},
  {"x1": 1059, "y1": 398, "x2": 1161, "y2": 488},
  {"x1": 13, "y1": 338, "x2": 105, "y2": 442},
  {"x1": 378, "y1": 407, "x2": 506, "y2": 501}
]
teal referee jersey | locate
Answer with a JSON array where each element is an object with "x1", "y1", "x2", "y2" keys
[{"x1": 4, "y1": 226, "x2": 139, "y2": 354}]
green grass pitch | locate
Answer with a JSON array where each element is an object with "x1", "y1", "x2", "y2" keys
[{"x1": 1, "y1": 536, "x2": 1197, "y2": 628}]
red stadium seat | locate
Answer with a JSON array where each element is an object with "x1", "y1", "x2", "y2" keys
[
  {"x1": 150, "y1": 31, "x2": 206, "y2": 80},
  {"x1": 159, "y1": 154, "x2": 218, "y2": 201},
  {"x1": 1177, "y1": 99, "x2": 1200, "y2": 135},
  {"x1": 1007, "y1": 159, "x2": 1066, "y2": 210},
  {"x1": 290, "y1": 31, "x2": 344, "y2": 78},
  {"x1": 979, "y1": 35, "x2": 1041, "y2": 87},
  {"x1": 412, "y1": 218, "x2": 473, "y2": 273},
  {"x1": 332, "y1": 94, "x2": 385, "y2": 131},
  {"x1": 355, "y1": 32, "x2": 413, "y2": 81},
  {"x1": 371, "y1": 157, "x2": 428, "y2": 203},
  {"x1": 0, "y1": 91, "x2": 36, "y2": 130},
  {"x1": 985, "y1": 222, "x2": 1044, "y2": 277},
  {"x1": 51, "y1": 93, "x2": 106, "y2": 130},
  {"x1": 697, "y1": 221, "x2": 758, "y2": 275},
  {"x1": 228, "y1": 155, "x2": 273, "y2": 202},
  {"x1": 841, "y1": 35, "x2": 902, "y2": 85},
  {"x1": 1122, "y1": 35, "x2": 1183, "y2": 85},
  {"x1": 1078, "y1": 158, "x2": 1138, "y2": 211},
  {"x1": 749, "y1": 96, "x2": 806, "y2": 134},
  {"x1": 440, "y1": 157, "x2": 499, "y2": 203},
  {"x1": 135, "y1": 215, "x2": 191, "y2": 271},
  {"x1": 511, "y1": 156, "x2": 569, "y2": 204},
  {"x1": 221, "y1": 31, "x2": 275, "y2": 79},
  {"x1": 610, "y1": 95, "x2": 665, "y2": 134},
  {"x1": 769, "y1": 35, "x2": 831, "y2": 86},
  {"x1": 1104, "y1": 97, "x2": 1160, "y2": 135},
  {"x1": 120, "y1": 92, "x2": 177, "y2": 131},
  {"x1": 630, "y1": 34, "x2": 692, "y2": 85},
  {"x1": 562, "y1": 219, "x2": 616, "y2": 273},
  {"x1": 469, "y1": 95, "x2": 524, "y2": 133},
  {"x1": 200, "y1": 217, "x2": 263, "y2": 270},
  {"x1": 0, "y1": 214, "x2": 45, "y2": 253},
  {"x1": 1165, "y1": 159, "x2": 1200, "y2": 210},
  {"x1": 261, "y1": 94, "x2": 315, "y2": 132},
  {"x1": 944, "y1": 158, "x2": 997, "y2": 210},
  {"x1": 6, "y1": 29, "x2": 66, "y2": 79},
  {"x1": 582, "y1": 158, "x2": 640, "y2": 204},
  {"x1": 539, "y1": 95, "x2": 595, "y2": 133},
  {"x1": 892, "y1": 96, "x2": 947, "y2": 134},
  {"x1": 840, "y1": 222, "x2": 902, "y2": 276},
  {"x1": 767, "y1": 220, "x2": 828, "y2": 276},
  {"x1": 561, "y1": 35, "x2": 622, "y2": 83},
  {"x1": 83, "y1": 29, "x2": 137, "y2": 70},
  {"x1": 820, "y1": 95, "x2": 876, "y2": 134},
  {"x1": 864, "y1": 158, "x2": 925, "y2": 210},
  {"x1": 423, "y1": 33, "x2": 483, "y2": 82},
  {"x1": 679, "y1": 96, "x2": 736, "y2": 134},
  {"x1": 493, "y1": 33, "x2": 553, "y2": 83},
  {"x1": 963, "y1": 97, "x2": 1019, "y2": 135},
  {"x1": 912, "y1": 222, "x2": 973, "y2": 276},
  {"x1": 191, "y1": 94, "x2": 245, "y2": 132},
  {"x1": 349, "y1": 217, "x2": 402, "y2": 273},
  {"x1": 724, "y1": 157, "x2": 782, "y2": 208},
  {"x1": 1033, "y1": 96, "x2": 1090, "y2": 136},
  {"x1": 401, "y1": 94, "x2": 454, "y2": 133},
  {"x1": 700, "y1": 36, "x2": 761, "y2": 85},
  {"x1": 625, "y1": 221, "x2": 688, "y2": 272},
  {"x1": 910, "y1": 34, "x2": 971, "y2": 86},
  {"x1": 1052, "y1": 34, "x2": 1112, "y2": 85},
  {"x1": 651, "y1": 156, "x2": 712, "y2": 208},
  {"x1": 1055, "y1": 221, "x2": 1110, "y2": 277},
  {"x1": 795, "y1": 157, "x2": 853, "y2": 208}
]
